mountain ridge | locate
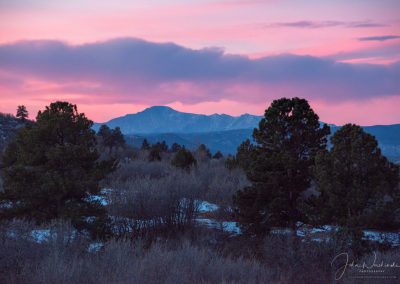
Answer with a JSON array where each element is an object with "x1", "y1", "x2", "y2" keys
[
  {"x1": 93, "y1": 106, "x2": 262, "y2": 134},
  {"x1": 93, "y1": 106, "x2": 399, "y2": 162}
]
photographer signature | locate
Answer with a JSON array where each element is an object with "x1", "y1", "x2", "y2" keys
[{"x1": 331, "y1": 252, "x2": 400, "y2": 280}]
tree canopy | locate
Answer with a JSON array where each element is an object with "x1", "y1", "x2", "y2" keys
[
  {"x1": 171, "y1": 142, "x2": 183, "y2": 153},
  {"x1": 141, "y1": 139, "x2": 150, "y2": 150},
  {"x1": 212, "y1": 151, "x2": 224, "y2": 160},
  {"x1": 16, "y1": 105, "x2": 28, "y2": 122},
  {"x1": 234, "y1": 97, "x2": 330, "y2": 236},
  {"x1": 171, "y1": 148, "x2": 197, "y2": 171},
  {"x1": 196, "y1": 144, "x2": 212, "y2": 162},
  {"x1": 313, "y1": 124, "x2": 400, "y2": 231},
  {"x1": 0, "y1": 102, "x2": 116, "y2": 238},
  {"x1": 147, "y1": 141, "x2": 168, "y2": 161},
  {"x1": 97, "y1": 125, "x2": 125, "y2": 154}
]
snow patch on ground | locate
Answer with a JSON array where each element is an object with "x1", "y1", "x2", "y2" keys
[
  {"x1": 7, "y1": 196, "x2": 400, "y2": 248},
  {"x1": 30, "y1": 229, "x2": 51, "y2": 243},
  {"x1": 86, "y1": 188, "x2": 113, "y2": 206},
  {"x1": 363, "y1": 230, "x2": 400, "y2": 245},
  {"x1": 196, "y1": 209, "x2": 400, "y2": 246},
  {"x1": 196, "y1": 218, "x2": 240, "y2": 234},
  {"x1": 198, "y1": 201, "x2": 219, "y2": 213},
  {"x1": 88, "y1": 242, "x2": 104, "y2": 252}
]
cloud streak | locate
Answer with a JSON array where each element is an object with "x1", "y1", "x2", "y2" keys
[
  {"x1": 358, "y1": 35, "x2": 400, "y2": 42},
  {"x1": 268, "y1": 20, "x2": 386, "y2": 29}
]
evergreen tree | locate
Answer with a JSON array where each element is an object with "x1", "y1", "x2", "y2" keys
[
  {"x1": 171, "y1": 142, "x2": 183, "y2": 153},
  {"x1": 146, "y1": 140, "x2": 168, "y2": 161},
  {"x1": 171, "y1": 148, "x2": 197, "y2": 171},
  {"x1": 148, "y1": 146, "x2": 162, "y2": 162},
  {"x1": 97, "y1": 124, "x2": 112, "y2": 151},
  {"x1": 196, "y1": 144, "x2": 212, "y2": 162},
  {"x1": 212, "y1": 151, "x2": 224, "y2": 159},
  {"x1": 235, "y1": 139, "x2": 256, "y2": 171},
  {"x1": 97, "y1": 124, "x2": 111, "y2": 138},
  {"x1": 197, "y1": 144, "x2": 211, "y2": 158},
  {"x1": 156, "y1": 140, "x2": 168, "y2": 152},
  {"x1": 97, "y1": 125, "x2": 125, "y2": 154},
  {"x1": 225, "y1": 155, "x2": 238, "y2": 170},
  {"x1": 111, "y1": 127, "x2": 125, "y2": 152},
  {"x1": 224, "y1": 140, "x2": 256, "y2": 170},
  {"x1": 312, "y1": 124, "x2": 399, "y2": 231},
  {"x1": 141, "y1": 139, "x2": 150, "y2": 150},
  {"x1": 0, "y1": 102, "x2": 116, "y2": 238},
  {"x1": 16, "y1": 105, "x2": 28, "y2": 122},
  {"x1": 233, "y1": 98, "x2": 330, "y2": 237}
]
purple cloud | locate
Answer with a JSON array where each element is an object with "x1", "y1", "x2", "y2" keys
[
  {"x1": 268, "y1": 20, "x2": 386, "y2": 29},
  {"x1": 358, "y1": 35, "x2": 400, "y2": 42},
  {"x1": 327, "y1": 43, "x2": 400, "y2": 62},
  {"x1": 0, "y1": 38, "x2": 399, "y2": 105}
]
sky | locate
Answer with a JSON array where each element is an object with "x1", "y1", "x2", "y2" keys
[{"x1": 0, "y1": 0, "x2": 399, "y2": 125}]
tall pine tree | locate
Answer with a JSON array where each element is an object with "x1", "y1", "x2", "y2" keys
[
  {"x1": 16, "y1": 105, "x2": 28, "y2": 122},
  {"x1": 0, "y1": 102, "x2": 116, "y2": 238},
  {"x1": 313, "y1": 124, "x2": 399, "y2": 231},
  {"x1": 234, "y1": 97, "x2": 330, "y2": 237}
]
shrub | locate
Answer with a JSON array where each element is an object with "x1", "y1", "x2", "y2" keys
[
  {"x1": 212, "y1": 151, "x2": 223, "y2": 159},
  {"x1": 0, "y1": 234, "x2": 273, "y2": 284},
  {"x1": 148, "y1": 147, "x2": 162, "y2": 162},
  {"x1": 171, "y1": 148, "x2": 197, "y2": 171},
  {"x1": 107, "y1": 170, "x2": 204, "y2": 238}
]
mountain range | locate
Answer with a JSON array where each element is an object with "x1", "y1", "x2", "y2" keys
[
  {"x1": 95, "y1": 106, "x2": 400, "y2": 162},
  {"x1": 93, "y1": 106, "x2": 261, "y2": 134}
]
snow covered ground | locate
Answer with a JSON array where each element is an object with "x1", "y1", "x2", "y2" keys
[
  {"x1": 198, "y1": 201, "x2": 219, "y2": 213},
  {"x1": 195, "y1": 200, "x2": 400, "y2": 246},
  {"x1": 85, "y1": 188, "x2": 112, "y2": 206},
  {"x1": 363, "y1": 229, "x2": 400, "y2": 244},
  {"x1": 196, "y1": 218, "x2": 241, "y2": 234},
  {"x1": 6, "y1": 198, "x2": 399, "y2": 249},
  {"x1": 30, "y1": 229, "x2": 51, "y2": 243}
]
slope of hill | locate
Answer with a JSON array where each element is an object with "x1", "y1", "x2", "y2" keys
[
  {"x1": 93, "y1": 106, "x2": 262, "y2": 134},
  {"x1": 126, "y1": 129, "x2": 253, "y2": 155},
  {"x1": 126, "y1": 125, "x2": 400, "y2": 162}
]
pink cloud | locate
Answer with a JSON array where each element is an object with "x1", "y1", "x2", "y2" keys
[
  {"x1": 1, "y1": 0, "x2": 398, "y2": 62},
  {"x1": 0, "y1": 38, "x2": 399, "y2": 124},
  {"x1": 0, "y1": 1, "x2": 399, "y2": 124}
]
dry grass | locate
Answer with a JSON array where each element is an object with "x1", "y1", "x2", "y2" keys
[
  {"x1": 1, "y1": 228, "x2": 272, "y2": 284},
  {"x1": 105, "y1": 154, "x2": 249, "y2": 207},
  {"x1": 101, "y1": 153, "x2": 249, "y2": 238},
  {"x1": 2, "y1": 220, "x2": 400, "y2": 283},
  {"x1": 0, "y1": 176, "x2": 3, "y2": 193},
  {"x1": 2, "y1": 149, "x2": 399, "y2": 283}
]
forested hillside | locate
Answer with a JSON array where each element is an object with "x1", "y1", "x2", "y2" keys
[{"x1": 125, "y1": 126, "x2": 400, "y2": 162}]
